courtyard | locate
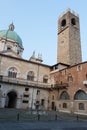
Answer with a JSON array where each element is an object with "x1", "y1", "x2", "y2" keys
[
  {"x1": 0, "y1": 121, "x2": 87, "y2": 130},
  {"x1": 0, "y1": 109, "x2": 87, "y2": 130}
]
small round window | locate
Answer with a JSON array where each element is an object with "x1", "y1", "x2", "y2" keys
[
  {"x1": 61, "y1": 19, "x2": 66, "y2": 27},
  {"x1": 71, "y1": 18, "x2": 76, "y2": 25}
]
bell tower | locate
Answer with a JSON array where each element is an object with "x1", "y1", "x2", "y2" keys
[{"x1": 57, "y1": 9, "x2": 82, "y2": 65}]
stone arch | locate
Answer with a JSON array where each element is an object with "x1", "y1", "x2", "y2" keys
[
  {"x1": 7, "y1": 66, "x2": 20, "y2": 77},
  {"x1": 74, "y1": 90, "x2": 87, "y2": 100},
  {"x1": 5, "y1": 90, "x2": 17, "y2": 108},
  {"x1": 27, "y1": 71, "x2": 34, "y2": 81},
  {"x1": 8, "y1": 66, "x2": 18, "y2": 78},
  {"x1": 60, "y1": 91, "x2": 70, "y2": 100}
]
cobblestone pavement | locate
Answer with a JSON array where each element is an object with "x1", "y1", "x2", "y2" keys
[{"x1": 0, "y1": 121, "x2": 87, "y2": 130}]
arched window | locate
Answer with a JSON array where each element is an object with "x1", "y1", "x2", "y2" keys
[
  {"x1": 61, "y1": 19, "x2": 66, "y2": 27},
  {"x1": 60, "y1": 91, "x2": 70, "y2": 100},
  {"x1": 63, "y1": 103, "x2": 67, "y2": 108},
  {"x1": 71, "y1": 18, "x2": 76, "y2": 25},
  {"x1": 27, "y1": 71, "x2": 34, "y2": 81},
  {"x1": 74, "y1": 90, "x2": 87, "y2": 100},
  {"x1": 8, "y1": 67, "x2": 17, "y2": 78},
  {"x1": 43, "y1": 75, "x2": 48, "y2": 83},
  {"x1": 78, "y1": 103, "x2": 84, "y2": 110}
]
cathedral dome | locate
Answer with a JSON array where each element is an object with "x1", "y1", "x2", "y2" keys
[{"x1": 0, "y1": 23, "x2": 23, "y2": 47}]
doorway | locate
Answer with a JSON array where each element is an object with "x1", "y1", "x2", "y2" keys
[
  {"x1": 51, "y1": 101, "x2": 55, "y2": 110},
  {"x1": 5, "y1": 91, "x2": 17, "y2": 108}
]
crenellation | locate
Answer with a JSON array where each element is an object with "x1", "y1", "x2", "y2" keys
[{"x1": 59, "y1": 9, "x2": 79, "y2": 19}]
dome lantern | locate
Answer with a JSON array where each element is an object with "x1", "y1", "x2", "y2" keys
[{"x1": 9, "y1": 23, "x2": 15, "y2": 31}]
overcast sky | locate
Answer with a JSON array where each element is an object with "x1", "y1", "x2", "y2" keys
[{"x1": 0, "y1": 0, "x2": 87, "y2": 65}]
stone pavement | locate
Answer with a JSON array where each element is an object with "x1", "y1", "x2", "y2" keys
[{"x1": 0, "y1": 120, "x2": 87, "y2": 130}]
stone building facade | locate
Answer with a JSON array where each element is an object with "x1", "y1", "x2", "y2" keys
[
  {"x1": 0, "y1": 9, "x2": 87, "y2": 115},
  {"x1": 0, "y1": 53, "x2": 50, "y2": 110}
]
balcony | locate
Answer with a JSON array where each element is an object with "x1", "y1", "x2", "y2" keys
[
  {"x1": 51, "y1": 83, "x2": 68, "y2": 90},
  {"x1": 0, "y1": 75, "x2": 51, "y2": 89}
]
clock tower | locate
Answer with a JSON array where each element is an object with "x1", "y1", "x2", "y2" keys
[{"x1": 57, "y1": 9, "x2": 82, "y2": 65}]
